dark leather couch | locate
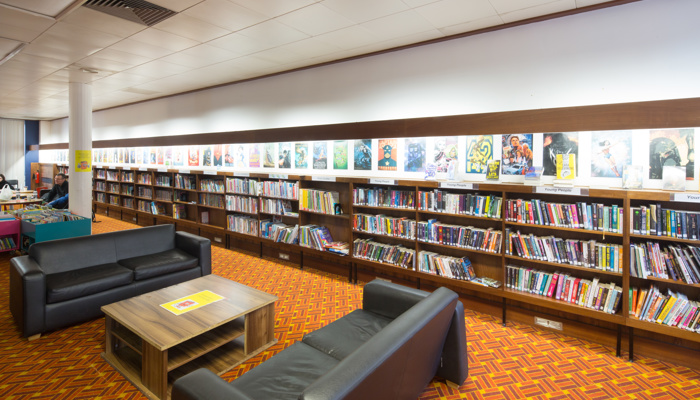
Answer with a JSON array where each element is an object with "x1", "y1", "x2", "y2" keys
[
  {"x1": 172, "y1": 279, "x2": 468, "y2": 400},
  {"x1": 10, "y1": 224, "x2": 211, "y2": 339}
]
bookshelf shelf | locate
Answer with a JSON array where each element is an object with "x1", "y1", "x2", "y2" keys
[
  {"x1": 418, "y1": 240, "x2": 501, "y2": 257},
  {"x1": 504, "y1": 288, "x2": 626, "y2": 324},
  {"x1": 630, "y1": 275, "x2": 700, "y2": 288},
  {"x1": 627, "y1": 317, "x2": 700, "y2": 342},
  {"x1": 505, "y1": 254, "x2": 623, "y2": 277},
  {"x1": 417, "y1": 209, "x2": 500, "y2": 221},
  {"x1": 506, "y1": 221, "x2": 624, "y2": 237},
  {"x1": 302, "y1": 210, "x2": 350, "y2": 219},
  {"x1": 629, "y1": 234, "x2": 699, "y2": 245},
  {"x1": 352, "y1": 230, "x2": 415, "y2": 244},
  {"x1": 353, "y1": 204, "x2": 416, "y2": 212}
]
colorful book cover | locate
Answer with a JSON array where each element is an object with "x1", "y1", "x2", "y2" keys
[
  {"x1": 149, "y1": 148, "x2": 156, "y2": 164},
  {"x1": 263, "y1": 143, "x2": 276, "y2": 168},
  {"x1": 213, "y1": 145, "x2": 223, "y2": 167},
  {"x1": 173, "y1": 147, "x2": 184, "y2": 166},
  {"x1": 118, "y1": 148, "x2": 124, "y2": 164},
  {"x1": 649, "y1": 129, "x2": 694, "y2": 180},
  {"x1": 433, "y1": 137, "x2": 458, "y2": 173},
  {"x1": 591, "y1": 131, "x2": 632, "y2": 177},
  {"x1": 295, "y1": 143, "x2": 308, "y2": 169},
  {"x1": 377, "y1": 139, "x2": 397, "y2": 171},
  {"x1": 543, "y1": 132, "x2": 577, "y2": 176},
  {"x1": 164, "y1": 147, "x2": 171, "y2": 166},
  {"x1": 188, "y1": 146, "x2": 199, "y2": 166},
  {"x1": 622, "y1": 165, "x2": 643, "y2": 189},
  {"x1": 556, "y1": 153, "x2": 576, "y2": 179},
  {"x1": 404, "y1": 138, "x2": 426, "y2": 172},
  {"x1": 224, "y1": 144, "x2": 235, "y2": 167},
  {"x1": 278, "y1": 143, "x2": 291, "y2": 169},
  {"x1": 249, "y1": 144, "x2": 260, "y2": 168},
  {"x1": 313, "y1": 142, "x2": 328, "y2": 169},
  {"x1": 501, "y1": 134, "x2": 533, "y2": 175},
  {"x1": 333, "y1": 140, "x2": 348, "y2": 170},
  {"x1": 201, "y1": 146, "x2": 212, "y2": 167},
  {"x1": 486, "y1": 160, "x2": 500, "y2": 180},
  {"x1": 354, "y1": 139, "x2": 372, "y2": 171},
  {"x1": 465, "y1": 135, "x2": 492, "y2": 174}
]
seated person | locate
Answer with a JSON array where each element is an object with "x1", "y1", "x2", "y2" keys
[
  {"x1": 41, "y1": 173, "x2": 69, "y2": 207},
  {"x1": 0, "y1": 174, "x2": 15, "y2": 190},
  {"x1": 48, "y1": 193, "x2": 69, "y2": 209}
]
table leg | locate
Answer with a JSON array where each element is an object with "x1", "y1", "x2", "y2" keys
[
  {"x1": 245, "y1": 303, "x2": 275, "y2": 355},
  {"x1": 142, "y1": 341, "x2": 168, "y2": 399}
]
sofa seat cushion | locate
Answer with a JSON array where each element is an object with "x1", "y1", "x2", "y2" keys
[
  {"x1": 118, "y1": 249, "x2": 198, "y2": 281},
  {"x1": 45, "y1": 263, "x2": 134, "y2": 304},
  {"x1": 230, "y1": 342, "x2": 339, "y2": 400},
  {"x1": 302, "y1": 309, "x2": 392, "y2": 360}
]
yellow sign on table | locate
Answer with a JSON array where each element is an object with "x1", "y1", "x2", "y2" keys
[{"x1": 160, "y1": 290, "x2": 225, "y2": 315}]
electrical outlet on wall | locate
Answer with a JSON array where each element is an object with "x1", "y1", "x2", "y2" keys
[
  {"x1": 534, "y1": 316, "x2": 563, "y2": 331},
  {"x1": 279, "y1": 253, "x2": 289, "y2": 260}
]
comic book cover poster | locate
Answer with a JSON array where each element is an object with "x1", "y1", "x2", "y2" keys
[
  {"x1": 212, "y1": 145, "x2": 223, "y2": 167},
  {"x1": 164, "y1": 147, "x2": 172, "y2": 166},
  {"x1": 202, "y1": 146, "x2": 212, "y2": 167},
  {"x1": 263, "y1": 143, "x2": 276, "y2": 168},
  {"x1": 224, "y1": 145, "x2": 234, "y2": 167},
  {"x1": 188, "y1": 146, "x2": 199, "y2": 166},
  {"x1": 155, "y1": 147, "x2": 163, "y2": 165},
  {"x1": 249, "y1": 145, "x2": 260, "y2": 168},
  {"x1": 295, "y1": 143, "x2": 308, "y2": 169},
  {"x1": 140, "y1": 148, "x2": 147, "y2": 165},
  {"x1": 129, "y1": 148, "x2": 136, "y2": 164},
  {"x1": 354, "y1": 139, "x2": 372, "y2": 171},
  {"x1": 93, "y1": 150, "x2": 98, "y2": 163},
  {"x1": 649, "y1": 129, "x2": 694, "y2": 180},
  {"x1": 118, "y1": 148, "x2": 124, "y2": 164},
  {"x1": 591, "y1": 131, "x2": 632, "y2": 178},
  {"x1": 149, "y1": 148, "x2": 156, "y2": 165},
  {"x1": 334, "y1": 140, "x2": 348, "y2": 170},
  {"x1": 173, "y1": 147, "x2": 184, "y2": 166},
  {"x1": 313, "y1": 142, "x2": 328, "y2": 169},
  {"x1": 404, "y1": 138, "x2": 426, "y2": 172},
  {"x1": 543, "y1": 133, "x2": 577, "y2": 176},
  {"x1": 433, "y1": 137, "x2": 458, "y2": 173},
  {"x1": 378, "y1": 139, "x2": 397, "y2": 171},
  {"x1": 501, "y1": 134, "x2": 533, "y2": 175},
  {"x1": 465, "y1": 135, "x2": 492, "y2": 174},
  {"x1": 278, "y1": 143, "x2": 292, "y2": 169}
]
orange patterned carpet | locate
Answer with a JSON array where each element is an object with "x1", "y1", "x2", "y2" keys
[{"x1": 0, "y1": 216, "x2": 698, "y2": 399}]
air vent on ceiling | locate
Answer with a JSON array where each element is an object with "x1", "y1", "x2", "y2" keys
[{"x1": 83, "y1": 0, "x2": 176, "y2": 26}]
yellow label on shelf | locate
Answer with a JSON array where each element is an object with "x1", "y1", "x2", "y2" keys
[{"x1": 160, "y1": 290, "x2": 225, "y2": 315}]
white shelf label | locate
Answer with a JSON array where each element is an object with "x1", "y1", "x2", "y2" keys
[
  {"x1": 139, "y1": 167, "x2": 147, "y2": 172},
  {"x1": 369, "y1": 178, "x2": 397, "y2": 185},
  {"x1": 440, "y1": 182, "x2": 476, "y2": 190},
  {"x1": 204, "y1": 170, "x2": 217, "y2": 175},
  {"x1": 157, "y1": 168, "x2": 167, "y2": 173},
  {"x1": 234, "y1": 172, "x2": 250, "y2": 177},
  {"x1": 180, "y1": 169, "x2": 190, "y2": 174},
  {"x1": 672, "y1": 193, "x2": 700, "y2": 203},
  {"x1": 313, "y1": 176, "x2": 336, "y2": 182},
  {"x1": 535, "y1": 186, "x2": 587, "y2": 196},
  {"x1": 270, "y1": 174, "x2": 288, "y2": 179}
]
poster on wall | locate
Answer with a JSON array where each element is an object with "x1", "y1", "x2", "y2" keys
[
  {"x1": 148, "y1": 148, "x2": 156, "y2": 164},
  {"x1": 188, "y1": 146, "x2": 199, "y2": 166},
  {"x1": 234, "y1": 144, "x2": 247, "y2": 168},
  {"x1": 543, "y1": 133, "x2": 577, "y2": 176},
  {"x1": 249, "y1": 145, "x2": 260, "y2": 168},
  {"x1": 295, "y1": 143, "x2": 308, "y2": 169},
  {"x1": 213, "y1": 145, "x2": 223, "y2": 167},
  {"x1": 119, "y1": 148, "x2": 125, "y2": 164},
  {"x1": 378, "y1": 139, "x2": 397, "y2": 171},
  {"x1": 202, "y1": 146, "x2": 213, "y2": 167},
  {"x1": 333, "y1": 140, "x2": 348, "y2": 170},
  {"x1": 173, "y1": 147, "x2": 184, "y2": 166},
  {"x1": 157, "y1": 147, "x2": 165, "y2": 165},
  {"x1": 465, "y1": 135, "x2": 492, "y2": 174},
  {"x1": 75, "y1": 150, "x2": 91, "y2": 172},
  {"x1": 649, "y1": 129, "x2": 694, "y2": 180},
  {"x1": 354, "y1": 139, "x2": 372, "y2": 171},
  {"x1": 224, "y1": 144, "x2": 235, "y2": 167},
  {"x1": 278, "y1": 143, "x2": 292, "y2": 168},
  {"x1": 313, "y1": 142, "x2": 327, "y2": 169},
  {"x1": 404, "y1": 138, "x2": 426, "y2": 172},
  {"x1": 129, "y1": 148, "x2": 136, "y2": 164},
  {"x1": 501, "y1": 134, "x2": 533, "y2": 175},
  {"x1": 433, "y1": 137, "x2": 458, "y2": 174},
  {"x1": 113, "y1": 149, "x2": 119, "y2": 164},
  {"x1": 591, "y1": 131, "x2": 632, "y2": 178},
  {"x1": 263, "y1": 143, "x2": 276, "y2": 168}
]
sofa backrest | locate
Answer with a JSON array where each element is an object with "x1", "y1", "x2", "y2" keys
[
  {"x1": 300, "y1": 286, "x2": 458, "y2": 400},
  {"x1": 363, "y1": 279, "x2": 429, "y2": 320},
  {"x1": 30, "y1": 233, "x2": 118, "y2": 275},
  {"x1": 113, "y1": 224, "x2": 176, "y2": 260}
]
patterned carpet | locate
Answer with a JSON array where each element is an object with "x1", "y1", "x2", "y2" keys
[{"x1": 0, "y1": 215, "x2": 698, "y2": 399}]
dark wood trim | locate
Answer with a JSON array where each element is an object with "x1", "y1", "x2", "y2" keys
[{"x1": 40, "y1": 96, "x2": 700, "y2": 149}]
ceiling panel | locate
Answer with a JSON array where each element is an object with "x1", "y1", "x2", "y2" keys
[
  {"x1": 80, "y1": 48, "x2": 152, "y2": 70},
  {"x1": 147, "y1": 0, "x2": 205, "y2": 13},
  {"x1": 124, "y1": 59, "x2": 192, "y2": 79},
  {"x1": 322, "y1": 0, "x2": 409, "y2": 24},
  {"x1": 489, "y1": 0, "x2": 561, "y2": 14},
  {"x1": 361, "y1": 10, "x2": 441, "y2": 41},
  {"x1": 438, "y1": 14, "x2": 504, "y2": 35},
  {"x1": 0, "y1": 0, "x2": 76, "y2": 17},
  {"x1": 314, "y1": 25, "x2": 378, "y2": 51},
  {"x1": 208, "y1": 32, "x2": 274, "y2": 57},
  {"x1": 415, "y1": 0, "x2": 498, "y2": 28},
  {"x1": 159, "y1": 44, "x2": 238, "y2": 69},
  {"x1": 237, "y1": 20, "x2": 309, "y2": 49},
  {"x1": 499, "y1": 0, "x2": 576, "y2": 23},
  {"x1": 229, "y1": 0, "x2": 319, "y2": 19},
  {"x1": 182, "y1": 0, "x2": 268, "y2": 31},
  {"x1": 0, "y1": 5, "x2": 55, "y2": 43},
  {"x1": 128, "y1": 28, "x2": 201, "y2": 51},
  {"x1": 59, "y1": 7, "x2": 146, "y2": 38},
  {"x1": 108, "y1": 38, "x2": 176, "y2": 59},
  {"x1": 276, "y1": 3, "x2": 355, "y2": 36},
  {"x1": 153, "y1": 13, "x2": 230, "y2": 42}
]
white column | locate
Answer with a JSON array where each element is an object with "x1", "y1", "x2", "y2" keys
[{"x1": 68, "y1": 81, "x2": 93, "y2": 224}]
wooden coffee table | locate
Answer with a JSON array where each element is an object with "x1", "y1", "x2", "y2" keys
[{"x1": 101, "y1": 275, "x2": 278, "y2": 399}]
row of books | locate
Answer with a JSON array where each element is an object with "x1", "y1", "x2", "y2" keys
[
  {"x1": 352, "y1": 238, "x2": 414, "y2": 269},
  {"x1": 16, "y1": 209, "x2": 84, "y2": 223},
  {"x1": 96, "y1": 193, "x2": 106, "y2": 203},
  {"x1": 630, "y1": 242, "x2": 700, "y2": 284},
  {"x1": 300, "y1": 189, "x2": 340, "y2": 215},
  {"x1": 174, "y1": 174, "x2": 196, "y2": 190},
  {"x1": 155, "y1": 189, "x2": 171, "y2": 201},
  {"x1": 299, "y1": 225, "x2": 333, "y2": 251},
  {"x1": 137, "y1": 173, "x2": 152, "y2": 185},
  {"x1": 137, "y1": 187, "x2": 152, "y2": 198},
  {"x1": 631, "y1": 286, "x2": 700, "y2": 332},
  {"x1": 353, "y1": 188, "x2": 415, "y2": 209},
  {"x1": 121, "y1": 172, "x2": 134, "y2": 182},
  {"x1": 137, "y1": 200, "x2": 151, "y2": 213},
  {"x1": 631, "y1": 205, "x2": 699, "y2": 240},
  {"x1": 0, "y1": 236, "x2": 16, "y2": 251},
  {"x1": 506, "y1": 230, "x2": 623, "y2": 272},
  {"x1": 226, "y1": 194, "x2": 259, "y2": 214},
  {"x1": 259, "y1": 180, "x2": 298, "y2": 199},
  {"x1": 199, "y1": 193, "x2": 224, "y2": 208},
  {"x1": 260, "y1": 199, "x2": 294, "y2": 216},
  {"x1": 506, "y1": 199, "x2": 623, "y2": 233},
  {"x1": 226, "y1": 178, "x2": 258, "y2": 195},
  {"x1": 123, "y1": 198, "x2": 134, "y2": 208},
  {"x1": 417, "y1": 190, "x2": 502, "y2": 219},
  {"x1": 106, "y1": 171, "x2": 119, "y2": 180},
  {"x1": 95, "y1": 182, "x2": 106, "y2": 191},
  {"x1": 417, "y1": 220, "x2": 502, "y2": 253},
  {"x1": 122, "y1": 186, "x2": 134, "y2": 196},
  {"x1": 150, "y1": 202, "x2": 167, "y2": 215},
  {"x1": 261, "y1": 221, "x2": 299, "y2": 244},
  {"x1": 200, "y1": 179, "x2": 225, "y2": 193},
  {"x1": 506, "y1": 265, "x2": 622, "y2": 314},
  {"x1": 352, "y1": 214, "x2": 416, "y2": 239},
  {"x1": 418, "y1": 252, "x2": 475, "y2": 281},
  {"x1": 108, "y1": 183, "x2": 120, "y2": 194},
  {"x1": 109, "y1": 195, "x2": 119, "y2": 206},
  {"x1": 174, "y1": 204, "x2": 187, "y2": 220},
  {"x1": 96, "y1": 170, "x2": 106, "y2": 179},
  {"x1": 155, "y1": 175, "x2": 171, "y2": 186},
  {"x1": 227, "y1": 214, "x2": 257, "y2": 235}
]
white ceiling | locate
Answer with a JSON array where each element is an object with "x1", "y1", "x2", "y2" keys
[{"x1": 0, "y1": 0, "x2": 618, "y2": 120}]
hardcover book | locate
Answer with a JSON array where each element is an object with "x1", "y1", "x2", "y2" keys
[
  {"x1": 622, "y1": 165, "x2": 644, "y2": 189},
  {"x1": 556, "y1": 153, "x2": 576, "y2": 179},
  {"x1": 486, "y1": 160, "x2": 500, "y2": 180}
]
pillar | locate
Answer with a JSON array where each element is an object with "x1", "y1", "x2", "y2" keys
[{"x1": 68, "y1": 81, "x2": 93, "y2": 224}]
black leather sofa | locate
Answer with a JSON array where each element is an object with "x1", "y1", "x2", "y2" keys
[
  {"x1": 10, "y1": 224, "x2": 211, "y2": 339},
  {"x1": 172, "y1": 279, "x2": 467, "y2": 400}
]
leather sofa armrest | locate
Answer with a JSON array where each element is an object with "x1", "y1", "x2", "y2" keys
[
  {"x1": 175, "y1": 231, "x2": 211, "y2": 275},
  {"x1": 435, "y1": 301, "x2": 468, "y2": 386},
  {"x1": 10, "y1": 256, "x2": 46, "y2": 338},
  {"x1": 172, "y1": 369, "x2": 253, "y2": 400},
  {"x1": 362, "y1": 279, "x2": 429, "y2": 320}
]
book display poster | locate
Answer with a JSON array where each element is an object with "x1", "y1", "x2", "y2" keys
[
  {"x1": 130, "y1": 148, "x2": 136, "y2": 164},
  {"x1": 149, "y1": 148, "x2": 156, "y2": 164},
  {"x1": 313, "y1": 142, "x2": 328, "y2": 169},
  {"x1": 278, "y1": 143, "x2": 291, "y2": 169},
  {"x1": 649, "y1": 129, "x2": 694, "y2": 180},
  {"x1": 213, "y1": 145, "x2": 223, "y2": 167},
  {"x1": 295, "y1": 143, "x2": 308, "y2": 169},
  {"x1": 188, "y1": 146, "x2": 199, "y2": 166},
  {"x1": 465, "y1": 135, "x2": 492, "y2": 174},
  {"x1": 486, "y1": 160, "x2": 501, "y2": 180},
  {"x1": 591, "y1": 131, "x2": 632, "y2": 178},
  {"x1": 501, "y1": 134, "x2": 533, "y2": 175},
  {"x1": 434, "y1": 137, "x2": 458, "y2": 173},
  {"x1": 118, "y1": 148, "x2": 124, "y2": 164},
  {"x1": 202, "y1": 146, "x2": 212, "y2": 167},
  {"x1": 234, "y1": 144, "x2": 247, "y2": 168},
  {"x1": 173, "y1": 147, "x2": 184, "y2": 166},
  {"x1": 155, "y1": 147, "x2": 163, "y2": 165},
  {"x1": 354, "y1": 139, "x2": 372, "y2": 171},
  {"x1": 378, "y1": 139, "x2": 397, "y2": 171},
  {"x1": 263, "y1": 143, "x2": 275, "y2": 168},
  {"x1": 543, "y1": 132, "x2": 577, "y2": 176},
  {"x1": 224, "y1": 144, "x2": 235, "y2": 167},
  {"x1": 164, "y1": 147, "x2": 172, "y2": 166},
  {"x1": 404, "y1": 138, "x2": 426, "y2": 172},
  {"x1": 140, "y1": 148, "x2": 147, "y2": 165},
  {"x1": 333, "y1": 140, "x2": 348, "y2": 170},
  {"x1": 249, "y1": 145, "x2": 260, "y2": 168}
]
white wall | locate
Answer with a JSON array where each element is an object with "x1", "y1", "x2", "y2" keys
[{"x1": 42, "y1": 0, "x2": 700, "y2": 143}]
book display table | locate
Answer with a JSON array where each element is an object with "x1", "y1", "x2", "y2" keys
[
  {"x1": 20, "y1": 214, "x2": 91, "y2": 251},
  {"x1": 0, "y1": 218, "x2": 20, "y2": 253}
]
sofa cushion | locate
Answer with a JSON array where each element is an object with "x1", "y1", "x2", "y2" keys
[
  {"x1": 30, "y1": 234, "x2": 117, "y2": 275},
  {"x1": 230, "y1": 342, "x2": 339, "y2": 400},
  {"x1": 114, "y1": 224, "x2": 176, "y2": 260},
  {"x1": 302, "y1": 309, "x2": 392, "y2": 360},
  {"x1": 118, "y1": 249, "x2": 198, "y2": 281},
  {"x1": 45, "y1": 263, "x2": 133, "y2": 304}
]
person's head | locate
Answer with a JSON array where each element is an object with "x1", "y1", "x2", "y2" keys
[
  {"x1": 55, "y1": 173, "x2": 67, "y2": 185},
  {"x1": 0, "y1": 174, "x2": 5, "y2": 181},
  {"x1": 510, "y1": 136, "x2": 521, "y2": 147}
]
